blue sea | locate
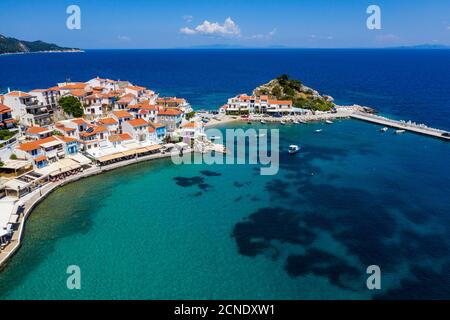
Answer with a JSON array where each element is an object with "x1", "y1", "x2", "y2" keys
[{"x1": 0, "y1": 49, "x2": 449, "y2": 299}]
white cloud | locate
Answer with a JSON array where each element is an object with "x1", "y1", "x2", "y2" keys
[
  {"x1": 308, "y1": 34, "x2": 333, "y2": 41},
  {"x1": 117, "y1": 35, "x2": 131, "y2": 41},
  {"x1": 183, "y1": 15, "x2": 193, "y2": 23},
  {"x1": 180, "y1": 17, "x2": 241, "y2": 37},
  {"x1": 376, "y1": 34, "x2": 400, "y2": 43},
  {"x1": 249, "y1": 28, "x2": 277, "y2": 40},
  {"x1": 180, "y1": 27, "x2": 196, "y2": 35}
]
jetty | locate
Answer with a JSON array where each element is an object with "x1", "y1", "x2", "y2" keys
[{"x1": 350, "y1": 112, "x2": 450, "y2": 141}]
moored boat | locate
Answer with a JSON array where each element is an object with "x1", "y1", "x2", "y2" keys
[
  {"x1": 380, "y1": 127, "x2": 388, "y2": 132},
  {"x1": 395, "y1": 129, "x2": 406, "y2": 134},
  {"x1": 288, "y1": 145, "x2": 300, "y2": 154},
  {"x1": 315, "y1": 129, "x2": 323, "y2": 133}
]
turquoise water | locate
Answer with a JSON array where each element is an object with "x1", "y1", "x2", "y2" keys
[
  {"x1": 1, "y1": 120, "x2": 449, "y2": 299},
  {"x1": 0, "y1": 49, "x2": 449, "y2": 299}
]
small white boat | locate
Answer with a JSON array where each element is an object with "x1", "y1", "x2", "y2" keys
[
  {"x1": 380, "y1": 127, "x2": 388, "y2": 132},
  {"x1": 325, "y1": 120, "x2": 333, "y2": 124},
  {"x1": 288, "y1": 145, "x2": 300, "y2": 154},
  {"x1": 280, "y1": 121, "x2": 286, "y2": 125},
  {"x1": 209, "y1": 136, "x2": 221, "y2": 140},
  {"x1": 293, "y1": 120, "x2": 300, "y2": 124},
  {"x1": 314, "y1": 129, "x2": 323, "y2": 133},
  {"x1": 299, "y1": 120, "x2": 307, "y2": 124},
  {"x1": 395, "y1": 129, "x2": 406, "y2": 134},
  {"x1": 260, "y1": 120, "x2": 266, "y2": 124}
]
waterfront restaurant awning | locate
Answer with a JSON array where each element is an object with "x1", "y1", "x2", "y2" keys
[
  {"x1": 9, "y1": 214, "x2": 19, "y2": 224},
  {"x1": 4, "y1": 179, "x2": 31, "y2": 191},
  {"x1": 0, "y1": 160, "x2": 31, "y2": 171},
  {"x1": 68, "y1": 153, "x2": 92, "y2": 166},
  {"x1": 121, "y1": 149, "x2": 137, "y2": 157},
  {"x1": 145, "y1": 144, "x2": 162, "y2": 152},
  {"x1": 266, "y1": 108, "x2": 293, "y2": 113},
  {"x1": 97, "y1": 152, "x2": 126, "y2": 163}
]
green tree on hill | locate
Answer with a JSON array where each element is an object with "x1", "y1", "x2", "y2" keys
[{"x1": 59, "y1": 96, "x2": 84, "y2": 118}]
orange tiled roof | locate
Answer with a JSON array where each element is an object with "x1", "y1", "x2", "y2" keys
[
  {"x1": 108, "y1": 133, "x2": 132, "y2": 143},
  {"x1": 70, "y1": 89, "x2": 87, "y2": 97},
  {"x1": 112, "y1": 110, "x2": 132, "y2": 119},
  {"x1": 34, "y1": 155, "x2": 47, "y2": 162},
  {"x1": 80, "y1": 125, "x2": 107, "y2": 137},
  {"x1": 26, "y1": 126, "x2": 50, "y2": 135},
  {"x1": 127, "y1": 85, "x2": 146, "y2": 91},
  {"x1": 268, "y1": 99, "x2": 292, "y2": 105},
  {"x1": 126, "y1": 118, "x2": 148, "y2": 127},
  {"x1": 60, "y1": 83, "x2": 87, "y2": 90},
  {"x1": 0, "y1": 104, "x2": 12, "y2": 114},
  {"x1": 6, "y1": 91, "x2": 31, "y2": 98},
  {"x1": 58, "y1": 136, "x2": 78, "y2": 143},
  {"x1": 150, "y1": 123, "x2": 165, "y2": 128},
  {"x1": 99, "y1": 118, "x2": 118, "y2": 125},
  {"x1": 71, "y1": 118, "x2": 87, "y2": 125},
  {"x1": 158, "y1": 108, "x2": 182, "y2": 116},
  {"x1": 18, "y1": 136, "x2": 58, "y2": 152}
]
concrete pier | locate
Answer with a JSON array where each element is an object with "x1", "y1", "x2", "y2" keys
[{"x1": 350, "y1": 112, "x2": 450, "y2": 141}]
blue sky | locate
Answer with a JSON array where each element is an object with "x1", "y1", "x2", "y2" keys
[{"x1": 1, "y1": 0, "x2": 449, "y2": 48}]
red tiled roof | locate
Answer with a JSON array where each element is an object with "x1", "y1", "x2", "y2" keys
[
  {"x1": 112, "y1": 110, "x2": 132, "y2": 119},
  {"x1": 99, "y1": 118, "x2": 118, "y2": 125},
  {"x1": 268, "y1": 100, "x2": 292, "y2": 105},
  {"x1": 79, "y1": 125, "x2": 107, "y2": 137},
  {"x1": 108, "y1": 133, "x2": 132, "y2": 143},
  {"x1": 26, "y1": 126, "x2": 50, "y2": 135},
  {"x1": 18, "y1": 136, "x2": 58, "y2": 152},
  {"x1": 6, "y1": 91, "x2": 31, "y2": 98},
  {"x1": 0, "y1": 104, "x2": 12, "y2": 114},
  {"x1": 60, "y1": 83, "x2": 87, "y2": 90},
  {"x1": 158, "y1": 108, "x2": 182, "y2": 116},
  {"x1": 127, "y1": 85, "x2": 146, "y2": 91},
  {"x1": 34, "y1": 155, "x2": 47, "y2": 162},
  {"x1": 126, "y1": 118, "x2": 148, "y2": 127}
]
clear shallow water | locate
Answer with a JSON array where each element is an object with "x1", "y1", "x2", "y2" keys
[{"x1": 0, "y1": 50, "x2": 449, "y2": 299}]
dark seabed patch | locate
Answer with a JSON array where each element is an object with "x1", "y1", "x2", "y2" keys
[
  {"x1": 375, "y1": 263, "x2": 450, "y2": 299},
  {"x1": 232, "y1": 207, "x2": 315, "y2": 257},
  {"x1": 199, "y1": 170, "x2": 222, "y2": 177},
  {"x1": 265, "y1": 179, "x2": 291, "y2": 200},
  {"x1": 285, "y1": 248, "x2": 362, "y2": 290},
  {"x1": 173, "y1": 176, "x2": 212, "y2": 191}
]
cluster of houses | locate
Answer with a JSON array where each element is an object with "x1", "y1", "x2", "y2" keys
[
  {"x1": 0, "y1": 77, "x2": 205, "y2": 172},
  {"x1": 219, "y1": 94, "x2": 294, "y2": 115}
]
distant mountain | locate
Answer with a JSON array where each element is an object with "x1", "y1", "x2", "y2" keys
[
  {"x1": 388, "y1": 44, "x2": 450, "y2": 50},
  {"x1": 0, "y1": 34, "x2": 80, "y2": 54}
]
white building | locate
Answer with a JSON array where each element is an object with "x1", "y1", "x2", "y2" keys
[
  {"x1": 3, "y1": 91, "x2": 52, "y2": 127},
  {"x1": 122, "y1": 118, "x2": 150, "y2": 142}
]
